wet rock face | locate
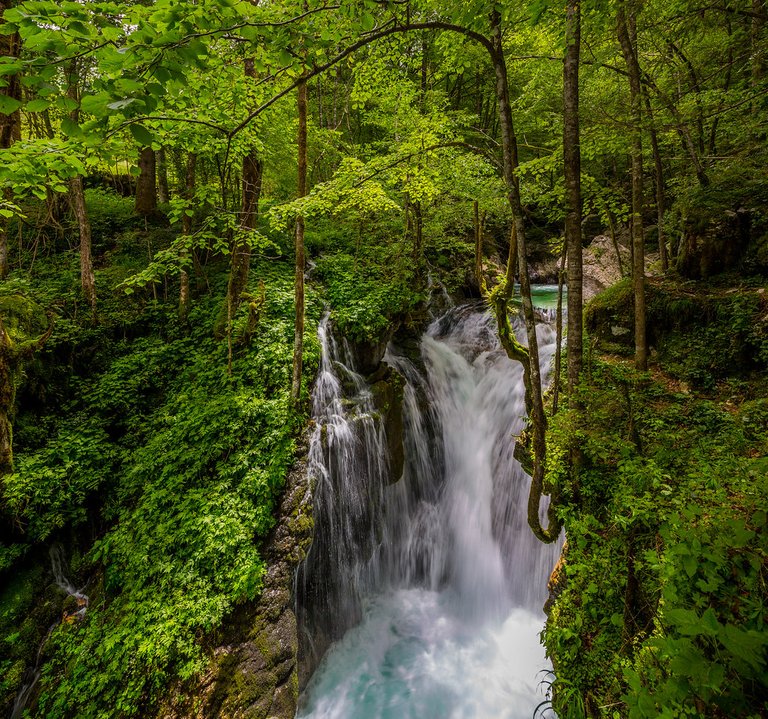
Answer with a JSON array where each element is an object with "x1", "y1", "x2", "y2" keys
[
  {"x1": 158, "y1": 436, "x2": 314, "y2": 719},
  {"x1": 369, "y1": 365, "x2": 406, "y2": 483},
  {"x1": 346, "y1": 333, "x2": 392, "y2": 377}
]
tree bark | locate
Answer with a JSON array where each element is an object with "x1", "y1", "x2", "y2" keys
[
  {"x1": 473, "y1": 200, "x2": 483, "y2": 291},
  {"x1": 156, "y1": 146, "x2": 170, "y2": 204},
  {"x1": 617, "y1": 0, "x2": 647, "y2": 371},
  {"x1": 291, "y1": 71, "x2": 308, "y2": 404},
  {"x1": 135, "y1": 147, "x2": 158, "y2": 216},
  {"x1": 0, "y1": 1, "x2": 21, "y2": 280},
  {"x1": 564, "y1": 0, "x2": 583, "y2": 395},
  {"x1": 69, "y1": 176, "x2": 96, "y2": 313},
  {"x1": 644, "y1": 92, "x2": 668, "y2": 272},
  {"x1": 65, "y1": 61, "x2": 96, "y2": 314},
  {"x1": 179, "y1": 152, "x2": 196, "y2": 322}
]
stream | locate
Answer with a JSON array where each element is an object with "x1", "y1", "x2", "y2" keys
[{"x1": 297, "y1": 294, "x2": 563, "y2": 719}]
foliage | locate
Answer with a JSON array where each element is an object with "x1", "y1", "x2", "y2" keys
[
  {"x1": 545, "y1": 314, "x2": 768, "y2": 718},
  {"x1": 0, "y1": 250, "x2": 319, "y2": 718}
]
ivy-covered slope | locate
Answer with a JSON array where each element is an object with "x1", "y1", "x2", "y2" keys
[
  {"x1": 0, "y1": 206, "x2": 322, "y2": 718},
  {"x1": 545, "y1": 278, "x2": 768, "y2": 719}
]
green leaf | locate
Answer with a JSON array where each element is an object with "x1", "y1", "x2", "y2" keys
[
  {"x1": 0, "y1": 61, "x2": 23, "y2": 76},
  {"x1": 61, "y1": 117, "x2": 82, "y2": 137},
  {"x1": 80, "y1": 93, "x2": 110, "y2": 116},
  {"x1": 0, "y1": 95, "x2": 21, "y2": 115},
  {"x1": 25, "y1": 99, "x2": 50, "y2": 112},
  {"x1": 360, "y1": 12, "x2": 375, "y2": 31},
  {"x1": 129, "y1": 124, "x2": 154, "y2": 147}
]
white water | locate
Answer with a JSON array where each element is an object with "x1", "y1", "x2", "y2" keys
[
  {"x1": 298, "y1": 303, "x2": 562, "y2": 719},
  {"x1": 9, "y1": 545, "x2": 89, "y2": 719}
]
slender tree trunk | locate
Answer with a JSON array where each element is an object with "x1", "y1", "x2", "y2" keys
[
  {"x1": 179, "y1": 152, "x2": 196, "y2": 322},
  {"x1": 473, "y1": 200, "x2": 483, "y2": 291},
  {"x1": 135, "y1": 147, "x2": 158, "y2": 216},
  {"x1": 69, "y1": 176, "x2": 96, "y2": 312},
  {"x1": 617, "y1": 0, "x2": 647, "y2": 371},
  {"x1": 226, "y1": 152, "x2": 263, "y2": 322},
  {"x1": 65, "y1": 62, "x2": 96, "y2": 314},
  {"x1": 489, "y1": 10, "x2": 560, "y2": 544},
  {"x1": 564, "y1": 0, "x2": 583, "y2": 395},
  {"x1": 413, "y1": 200, "x2": 423, "y2": 261},
  {"x1": 156, "y1": 147, "x2": 170, "y2": 204},
  {"x1": 291, "y1": 71, "x2": 308, "y2": 404},
  {"x1": 552, "y1": 243, "x2": 567, "y2": 415},
  {"x1": 644, "y1": 92, "x2": 668, "y2": 271},
  {"x1": 0, "y1": 3, "x2": 20, "y2": 280},
  {"x1": 222, "y1": 56, "x2": 264, "y2": 340}
]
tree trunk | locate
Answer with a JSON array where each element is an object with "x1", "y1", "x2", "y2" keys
[
  {"x1": 225, "y1": 152, "x2": 263, "y2": 328},
  {"x1": 65, "y1": 61, "x2": 96, "y2": 314},
  {"x1": 135, "y1": 147, "x2": 158, "y2": 216},
  {"x1": 179, "y1": 152, "x2": 196, "y2": 322},
  {"x1": 489, "y1": 10, "x2": 560, "y2": 544},
  {"x1": 617, "y1": 0, "x2": 647, "y2": 371},
  {"x1": 157, "y1": 146, "x2": 170, "y2": 204},
  {"x1": 0, "y1": 2, "x2": 21, "y2": 280},
  {"x1": 291, "y1": 72, "x2": 308, "y2": 404},
  {"x1": 644, "y1": 92, "x2": 668, "y2": 272},
  {"x1": 69, "y1": 176, "x2": 96, "y2": 313},
  {"x1": 473, "y1": 200, "x2": 483, "y2": 292},
  {"x1": 564, "y1": 0, "x2": 583, "y2": 395}
]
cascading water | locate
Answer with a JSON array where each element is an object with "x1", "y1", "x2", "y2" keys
[
  {"x1": 297, "y1": 298, "x2": 563, "y2": 719},
  {"x1": 9, "y1": 545, "x2": 89, "y2": 719}
]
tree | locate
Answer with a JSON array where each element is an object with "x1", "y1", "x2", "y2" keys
[
  {"x1": 617, "y1": 0, "x2": 647, "y2": 371},
  {"x1": 564, "y1": 0, "x2": 583, "y2": 393}
]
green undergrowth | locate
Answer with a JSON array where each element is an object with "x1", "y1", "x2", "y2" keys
[
  {"x1": 0, "y1": 198, "x2": 321, "y2": 717},
  {"x1": 306, "y1": 213, "x2": 473, "y2": 344},
  {"x1": 586, "y1": 276, "x2": 768, "y2": 392},
  {"x1": 546, "y1": 286, "x2": 768, "y2": 718}
]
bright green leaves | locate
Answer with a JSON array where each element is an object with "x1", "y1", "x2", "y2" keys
[
  {"x1": 360, "y1": 11, "x2": 376, "y2": 32},
  {"x1": 129, "y1": 123, "x2": 154, "y2": 147},
  {"x1": 0, "y1": 94, "x2": 21, "y2": 115}
]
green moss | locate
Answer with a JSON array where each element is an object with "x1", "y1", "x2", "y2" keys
[{"x1": 0, "y1": 294, "x2": 48, "y2": 345}]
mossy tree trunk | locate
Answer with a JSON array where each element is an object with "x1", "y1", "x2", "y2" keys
[
  {"x1": 135, "y1": 146, "x2": 158, "y2": 216},
  {"x1": 291, "y1": 69, "x2": 308, "y2": 405},
  {"x1": 66, "y1": 61, "x2": 96, "y2": 314},
  {"x1": 0, "y1": 0, "x2": 20, "y2": 281},
  {"x1": 489, "y1": 9, "x2": 560, "y2": 544},
  {"x1": 0, "y1": 312, "x2": 53, "y2": 476},
  {"x1": 617, "y1": 0, "x2": 648, "y2": 371},
  {"x1": 564, "y1": 0, "x2": 583, "y2": 394}
]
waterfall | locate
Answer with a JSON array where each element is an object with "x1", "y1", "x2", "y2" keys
[
  {"x1": 297, "y1": 301, "x2": 562, "y2": 719},
  {"x1": 9, "y1": 545, "x2": 89, "y2": 719}
]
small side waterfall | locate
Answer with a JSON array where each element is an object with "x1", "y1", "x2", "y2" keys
[
  {"x1": 297, "y1": 301, "x2": 563, "y2": 719},
  {"x1": 9, "y1": 545, "x2": 89, "y2": 719}
]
